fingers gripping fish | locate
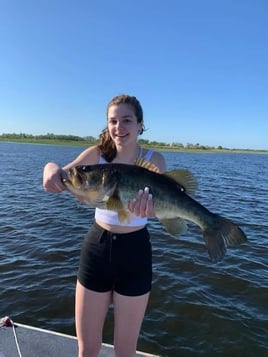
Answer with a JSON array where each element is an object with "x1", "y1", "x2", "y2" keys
[{"x1": 62, "y1": 159, "x2": 247, "y2": 262}]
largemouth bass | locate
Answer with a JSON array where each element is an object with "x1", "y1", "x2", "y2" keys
[{"x1": 62, "y1": 159, "x2": 247, "y2": 262}]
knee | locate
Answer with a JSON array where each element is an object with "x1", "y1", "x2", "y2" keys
[{"x1": 77, "y1": 340, "x2": 102, "y2": 357}]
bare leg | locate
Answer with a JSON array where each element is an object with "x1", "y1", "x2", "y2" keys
[
  {"x1": 75, "y1": 280, "x2": 112, "y2": 357},
  {"x1": 113, "y1": 292, "x2": 150, "y2": 357}
]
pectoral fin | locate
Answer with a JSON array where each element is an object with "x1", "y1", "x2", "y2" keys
[
  {"x1": 106, "y1": 193, "x2": 123, "y2": 210},
  {"x1": 160, "y1": 218, "x2": 188, "y2": 236},
  {"x1": 106, "y1": 190, "x2": 131, "y2": 223},
  {"x1": 118, "y1": 209, "x2": 132, "y2": 223}
]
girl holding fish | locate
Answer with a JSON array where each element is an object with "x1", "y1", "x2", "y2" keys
[{"x1": 43, "y1": 94, "x2": 166, "y2": 357}]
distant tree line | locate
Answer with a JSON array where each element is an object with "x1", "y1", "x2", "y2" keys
[
  {"x1": 138, "y1": 138, "x2": 224, "y2": 150},
  {"x1": 0, "y1": 132, "x2": 227, "y2": 150},
  {"x1": 0, "y1": 132, "x2": 97, "y2": 143}
]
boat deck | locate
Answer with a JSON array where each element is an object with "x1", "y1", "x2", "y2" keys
[{"x1": 0, "y1": 320, "x2": 158, "y2": 357}]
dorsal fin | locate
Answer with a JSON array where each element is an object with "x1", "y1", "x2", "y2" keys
[
  {"x1": 135, "y1": 158, "x2": 197, "y2": 193},
  {"x1": 135, "y1": 158, "x2": 160, "y2": 173},
  {"x1": 163, "y1": 169, "x2": 197, "y2": 194}
]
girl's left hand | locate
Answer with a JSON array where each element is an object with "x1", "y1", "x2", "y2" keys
[{"x1": 128, "y1": 187, "x2": 155, "y2": 218}]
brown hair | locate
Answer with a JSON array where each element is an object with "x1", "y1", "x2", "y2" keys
[{"x1": 97, "y1": 94, "x2": 145, "y2": 162}]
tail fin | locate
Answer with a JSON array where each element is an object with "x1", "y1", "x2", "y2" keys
[{"x1": 203, "y1": 215, "x2": 247, "y2": 262}]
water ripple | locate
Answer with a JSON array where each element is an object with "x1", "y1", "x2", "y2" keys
[{"x1": 0, "y1": 143, "x2": 267, "y2": 356}]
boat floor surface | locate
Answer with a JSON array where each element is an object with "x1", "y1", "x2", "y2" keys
[{"x1": 0, "y1": 321, "x2": 158, "y2": 357}]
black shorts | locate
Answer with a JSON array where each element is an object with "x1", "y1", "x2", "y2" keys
[{"x1": 77, "y1": 221, "x2": 152, "y2": 296}]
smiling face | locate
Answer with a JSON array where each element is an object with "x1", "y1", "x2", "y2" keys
[{"x1": 107, "y1": 104, "x2": 142, "y2": 147}]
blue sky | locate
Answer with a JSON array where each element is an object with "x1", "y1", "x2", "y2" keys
[{"x1": 1, "y1": 0, "x2": 267, "y2": 150}]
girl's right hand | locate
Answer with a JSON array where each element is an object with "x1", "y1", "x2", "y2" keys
[
  {"x1": 43, "y1": 162, "x2": 67, "y2": 193},
  {"x1": 128, "y1": 187, "x2": 155, "y2": 218}
]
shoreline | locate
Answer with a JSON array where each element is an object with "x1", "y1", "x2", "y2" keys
[{"x1": 0, "y1": 138, "x2": 267, "y2": 154}]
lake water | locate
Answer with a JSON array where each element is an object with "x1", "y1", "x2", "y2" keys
[{"x1": 0, "y1": 142, "x2": 267, "y2": 356}]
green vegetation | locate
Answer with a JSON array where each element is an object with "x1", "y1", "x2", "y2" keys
[
  {"x1": 0, "y1": 132, "x2": 267, "y2": 153},
  {"x1": 0, "y1": 132, "x2": 95, "y2": 147}
]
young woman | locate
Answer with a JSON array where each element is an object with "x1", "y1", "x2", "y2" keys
[{"x1": 43, "y1": 94, "x2": 166, "y2": 357}]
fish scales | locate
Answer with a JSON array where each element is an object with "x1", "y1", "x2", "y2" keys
[{"x1": 62, "y1": 162, "x2": 247, "y2": 262}]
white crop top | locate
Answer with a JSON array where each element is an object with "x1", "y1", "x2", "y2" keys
[{"x1": 95, "y1": 149, "x2": 154, "y2": 226}]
